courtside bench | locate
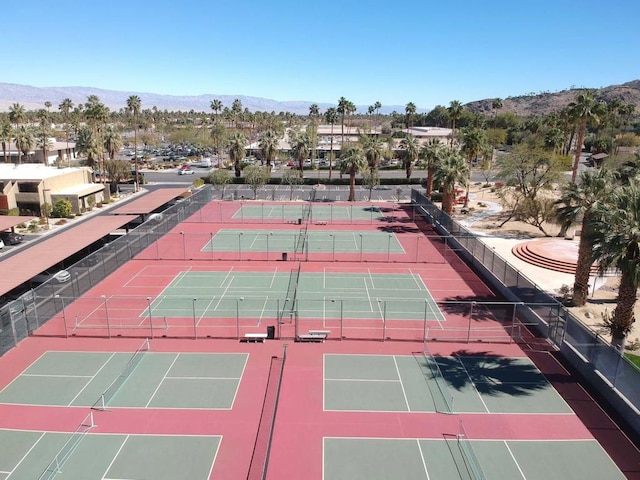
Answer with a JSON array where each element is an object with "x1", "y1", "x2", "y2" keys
[
  {"x1": 241, "y1": 333, "x2": 268, "y2": 343},
  {"x1": 296, "y1": 330, "x2": 330, "y2": 342}
]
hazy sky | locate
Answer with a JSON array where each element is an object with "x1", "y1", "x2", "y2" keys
[{"x1": 6, "y1": 0, "x2": 639, "y2": 109}]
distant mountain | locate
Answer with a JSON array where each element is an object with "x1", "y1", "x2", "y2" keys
[
  {"x1": 0, "y1": 83, "x2": 409, "y2": 115},
  {"x1": 464, "y1": 80, "x2": 640, "y2": 117}
]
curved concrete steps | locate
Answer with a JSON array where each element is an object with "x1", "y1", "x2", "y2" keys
[{"x1": 512, "y1": 239, "x2": 600, "y2": 275}]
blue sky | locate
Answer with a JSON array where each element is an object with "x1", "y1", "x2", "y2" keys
[{"x1": 6, "y1": 0, "x2": 639, "y2": 109}]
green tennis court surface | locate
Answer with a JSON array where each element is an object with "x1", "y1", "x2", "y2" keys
[
  {"x1": 323, "y1": 437, "x2": 625, "y2": 480},
  {"x1": 0, "y1": 429, "x2": 219, "y2": 480},
  {"x1": 149, "y1": 270, "x2": 445, "y2": 322},
  {"x1": 203, "y1": 229, "x2": 405, "y2": 253},
  {"x1": 232, "y1": 204, "x2": 384, "y2": 221},
  {"x1": 0, "y1": 351, "x2": 247, "y2": 409},
  {"x1": 323, "y1": 354, "x2": 572, "y2": 414}
]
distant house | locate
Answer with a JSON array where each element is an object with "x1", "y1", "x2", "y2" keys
[
  {"x1": 589, "y1": 153, "x2": 609, "y2": 168},
  {"x1": 0, "y1": 164, "x2": 104, "y2": 216},
  {"x1": 2, "y1": 140, "x2": 77, "y2": 166}
]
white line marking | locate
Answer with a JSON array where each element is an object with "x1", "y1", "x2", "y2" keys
[
  {"x1": 68, "y1": 352, "x2": 117, "y2": 406},
  {"x1": 145, "y1": 354, "x2": 180, "y2": 408},
  {"x1": 393, "y1": 356, "x2": 411, "y2": 412},
  {"x1": 503, "y1": 440, "x2": 527, "y2": 479}
]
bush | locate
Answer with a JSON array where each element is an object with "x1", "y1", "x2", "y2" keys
[
  {"x1": 52, "y1": 199, "x2": 73, "y2": 218},
  {"x1": 55, "y1": 219, "x2": 67, "y2": 226},
  {"x1": 193, "y1": 178, "x2": 205, "y2": 188}
]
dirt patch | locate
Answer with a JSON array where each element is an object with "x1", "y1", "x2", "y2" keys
[{"x1": 453, "y1": 183, "x2": 640, "y2": 353}]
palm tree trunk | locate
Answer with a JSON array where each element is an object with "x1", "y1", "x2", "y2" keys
[
  {"x1": 426, "y1": 168, "x2": 434, "y2": 199},
  {"x1": 349, "y1": 165, "x2": 356, "y2": 201},
  {"x1": 572, "y1": 223, "x2": 594, "y2": 306},
  {"x1": 611, "y1": 270, "x2": 637, "y2": 351},
  {"x1": 571, "y1": 121, "x2": 586, "y2": 183},
  {"x1": 329, "y1": 124, "x2": 334, "y2": 180},
  {"x1": 134, "y1": 124, "x2": 139, "y2": 192}
]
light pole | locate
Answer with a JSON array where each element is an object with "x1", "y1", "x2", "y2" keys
[
  {"x1": 101, "y1": 295, "x2": 111, "y2": 339},
  {"x1": 147, "y1": 297, "x2": 153, "y2": 338},
  {"x1": 192, "y1": 297, "x2": 198, "y2": 339},
  {"x1": 55, "y1": 295, "x2": 68, "y2": 338},
  {"x1": 359, "y1": 234, "x2": 364, "y2": 262},
  {"x1": 266, "y1": 232, "x2": 273, "y2": 261},
  {"x1": 387, "y1": 233, "x2": 392, "y2": 262},
  {"x1": 236, "y1": 297, "x2": 244, "y2": 339},
  {"x1": 180, "y1": 231, "x2": 186, "y2": 260},
  {"x1": 238, "y1": 232, "x2": 243, "y2": 261},
  {"x1": 210, "y1": 232, "x2": 214, "y2": 261},
  {"x1": 330, "y1": 234, "x2": 336, "y2": 262}
]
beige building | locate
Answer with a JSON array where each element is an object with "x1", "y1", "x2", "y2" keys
[
  {"x1": 3, "y1": 140, "x2": 77, "y2": 166},
  {"x1": 0, "y1": 164, "x2": 104, "y2": 216}
]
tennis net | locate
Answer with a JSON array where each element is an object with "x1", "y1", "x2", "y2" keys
[
  {"x1": 38, "y1": 411, "x2": 96, "y2": 480},
  {"x1": 457, "y1": 419, "x2": 486, "y2": 480},
  {"x1": 92, "y1": 338, "x2": 150, "y2": 410},
  {"x1": 278, "y1": 263, "x2": 302, "y2": 323},
  {"x1": 423, "y1": 332, "x2": 454, "y2": 413}
]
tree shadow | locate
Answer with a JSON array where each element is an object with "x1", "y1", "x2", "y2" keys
[
  {"x1": 430, "y1": 349, "x2": 549, "y2": 397},
  {"x1": 439, "y1": 294, "x2": 509, "y2": 322},
  {"x1": 377, "y1": 225, "x2": 421, "y2": 234}
]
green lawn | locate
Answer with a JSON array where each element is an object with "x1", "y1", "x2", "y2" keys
[{"x1": 625, "y1": 352, "x2": 640, "y2": 370}]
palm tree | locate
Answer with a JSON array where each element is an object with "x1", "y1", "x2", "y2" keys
[
  {"x1": 400, "y1": 135, "x2": 420, "y2": 179},
  {"x1": 324, "y1": 107, "x2": 338, "y2": 180},
  {"x1": 8, "y1": 103, "x2": 25, "y2": 132},
  {"x1": 405, "y1": 102, "x2": 417, "y2": 135},
  {"x1": 127, "y1": 95, "x2": 142, "y2": 192},
  {"x1": 35, "y1": 125, "x2": 53, "y2": 165},
  {"x1": 14, "y1": 126, "x2": 34, "y2": 164},
  {"x1": 290, "y1": 130, "x2": 311, "y2": 177},
  {"x1": 0, "y1": 122, "x2": 12, "y2": 163},
  {"x1": 84, "y1": 98, "x2": 109, "y2": 180},
  {"x1": 339, "y1": 145, "x2": 367, "y2": 201},
  {"x1": 231, "y1": 99, "x2": 243, "y2": 129},
  {"x1": 447, "y1": 100, "x2": 463, "y2": 146},
  {"x1": 421, "y1": 138, "x2": 443, "y2": 199},
  {"x1": 227, "y1": 131, "x2": 246, "y2": 178},
  {"x1": 555, "y1": 168, "x2": 612, "y2": 307},
  {"x1": 491, "y1": 98, "x2": 503, "y2": 128},
  {"x1": 360, "y1": 135, "x2": 384, "y2": 173},
  {"x1": 460, "y1": 127, "x2": 487, "y2": 207},
  {"x1": 308, "y1": 104, "x2": 320, "y2": 118},
  {"x1": 587, "y1": 179, "x2": 640, "y2": 350},
  {"x1": 434, "y1": 148, "x2": 468, "y2": 215},
  {"x1": 76, "y1": 126, "x2": 99, "y2": 166},
  {"x1": 259, "y1": 130, "x2": 279, "y2": 169},
  {"x1": 568, "y1": 91, "x2": 605, "y2": 183},
  {"x1": 337, "y1": 97, "x2": 349, "y2": 150},
  {"x1": 367, "y1": 105, "x2": 375, "y2": 131},
  {"x1": 104, "y1": 126, "x2": 123, "y2": 160},
  {"x1": 210, "y1": 99, "x2": 223, "y2": 120},
  {"x1": 59, "y1": 98, "x2": 74, "y2": 167},
  {"x1": 374, "y1": 101, "x2": 382, "y2": 129}
]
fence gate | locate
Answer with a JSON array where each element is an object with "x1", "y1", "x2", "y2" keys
[{"x1": 547, "y1": 304, "x2": 567, "y2": 346}]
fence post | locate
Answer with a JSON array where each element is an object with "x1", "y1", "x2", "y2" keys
[{"x1": 467, "y1": 302, "x2": 475, "y2": 343}]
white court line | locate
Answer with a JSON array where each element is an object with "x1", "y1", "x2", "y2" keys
[
  {"x1": 503, "y1": 441, "x2": 527, "y2": 479},
  {"x1": 8, "y1": 431, "x2": 46, "y2": 477},
  {"x1": 100, "y1": 435, "x2": 129, "y2": 480},
  {"x1": 456, "y1": 357, "x2": 490, "y2": 413},
  {"x1": 393, "y1": 356, "x2": 411, "y2": 412},
  {"x1": 22, "y1": 374, "x2": 93, "y2": 378},
  {"x1": 416, "y1": 439, "x2": 432, "y2": 480},
  {"x1": 67, "y1": 352, "x2": 118, "y2": 406},
  {"x1": 145, "y1": 354, "x2": 180, "y2": 408}
]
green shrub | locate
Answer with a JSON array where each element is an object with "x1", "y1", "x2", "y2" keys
[
  {"x1": 193, "y1": 178, "x2": 205, "y2": 188},
  {"x1": 52, "y1": 199, "x2": 73, "y2": 218}
]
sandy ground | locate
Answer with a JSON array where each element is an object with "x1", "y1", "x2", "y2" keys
[{"x1": 451, "y1": 183, "x2": 640, "y2": 352}]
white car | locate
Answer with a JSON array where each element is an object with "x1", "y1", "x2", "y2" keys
[
  {"x1": 31, "y1": 270, "x2": 71, "y2": 284},
  {"x1": 178, "y1": 167, "x2": 194, "y2": 175},
  {"x1": 0, "y1": 239, "x2": 4, "y2": 250}
]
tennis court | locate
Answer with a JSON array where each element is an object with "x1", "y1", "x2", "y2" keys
[
  {"x1": 323, "y1": 436, "x2": 625, "y2": 480},
  {"x1": 0, "y1": 428, "x2": 219, "y2": 480},
  {"x1": 0, "y1": 346, "x2": 247, "y2": 409},
  {"x1": 323, "y1": 354, "x2": 571, "y2": 414},
  {"x1": 232, "y1": 204, "x2": 385, "y2": 222},
  {"x1": 203, "y1": 229, "x2": 405, "y2": 254}
]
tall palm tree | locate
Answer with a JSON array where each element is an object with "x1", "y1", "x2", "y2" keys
[
  {"x1": 76, "y1": 126, "x2": 99, "y2": 166},
  {"x1": 587, "y1": 179, "x2": 640, "y2": 350},
  {"x1": 127, "y1": 95, "x2": 142, "y2": 192},
  {"x1": 555, "y1": 168, "x2": 612, "y2": 307},
  {"x1": 374, "y1": 101, "x2": 382, "y2": 129},
  {"x1": 367, "y1": 105, "x2": 375, "y2": 131},
  {"x1": 35, "y1": 125, "x2": 53, "y2": 165},
  {"x1": 0, "y1": 122, "x2": 12, "y2": 163},
  {"x1": 59, "y1": 98, "x2": 74, "y2": 167},
  {"x1": 434, "y1": 148, "x2": 468, "y2": 215},
  {"x1": 360, "y1": 135, "x2": 384, "y2": 173},
  {"x1": 491, "y1": 98, "x2": 503, "y2": 128},
  {"x1": 14, "y1": 126, "x2": 34, "y2": 164},
  {"x1": 337, "y1": 97, "x2": 349, "y2": 151},
  {"x1": 339, "y1": 145, "x2": 367, "y2": 201},
  {"x1": 290, "y1": 130, "x2": 311, "y2": 177},
  {"x1": 104, "y1": 126, "x2": 123, "y2": 160},
  {"x1": 8, "y1": 103, "x2": 25, "y2": 132},
  {"x1": 231, "y1": 99, "x2": 243, "y2": 129},
  {"x1": 227, "y1": 131, "x2": 246, "y2": 178},
  {"x1": 460, "y1": 127, "x2": 487, "y2": 207},
  {"x1": 421, "y1": 138, "x2": 443, "y2": 199},
  {"x1": 447, "y1": 100, "x2": 463, "y2": 146},
  {"x1": 405, "y1": 102, "x2": 417, "y2": 135},
  {"x1": 399, "y1": 135, "x2": 420, "y2": 179},
  {"x1": 210, "y1": 99, "x2": 223, "y2": 120},
  {"x1": 568, "y1": 90, "x2": 605, "y2": 183},
  {"x1": 308, "y1": 104, "x2": 320, "y2": 118},
  {"x1": 84, "y1": 98, "x2": 109, "y2": 179},
  {"x1": 259, "y1": 129, "x2": 279, "y2": 169},
  {"x1": 324, "y1": 107, "x2": 339, "y2": 180}
]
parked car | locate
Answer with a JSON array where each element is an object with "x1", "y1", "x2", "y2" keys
[
  {"x1": 178, "y1": 166, "x2": 194, "y2": 175},
  {"x1": 31, "y1": 270, "x2": 71, "y2": 284},
  {"x1": 0, "y1": 231, "x2": 23, "y2": 245},
  {"x1": 0, "y1": 239, "x2": 4, "y2": 250}
]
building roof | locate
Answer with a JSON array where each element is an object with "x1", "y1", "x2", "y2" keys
[
  {"x1": 0, "y1": 216, "x2": 35, "y2": 231},
  {"x1": 109, "y1": 188, "x2": 189, "y2": 215},
  {"x1": 0, "y1": 164, "x2": 90, "y2": 181},
  {"x1": 56, "y1": 183, "x2": 105, "y2": 196},
  {"x1": 0, "y1": 215, "x2": 138, "y2": 297}
]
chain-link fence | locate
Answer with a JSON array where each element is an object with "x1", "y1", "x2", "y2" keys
[{"x1": 411, "y1": 188, "x2": 640, "y2": 431}]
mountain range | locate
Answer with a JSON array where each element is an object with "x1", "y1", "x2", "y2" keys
[{"x1": 0, "y1": 80, "x2": 639, "y2": 117}]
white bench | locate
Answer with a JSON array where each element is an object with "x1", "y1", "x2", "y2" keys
[
  {"x1": 241, "y1": 333, "x2": 268, "y2": 343},
  {"x1": 316, "y1": 220, "x2": 328, "y2": 225},
  {"x1": 297, "y1": 330, "x2": 330, "y2": 342}
]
